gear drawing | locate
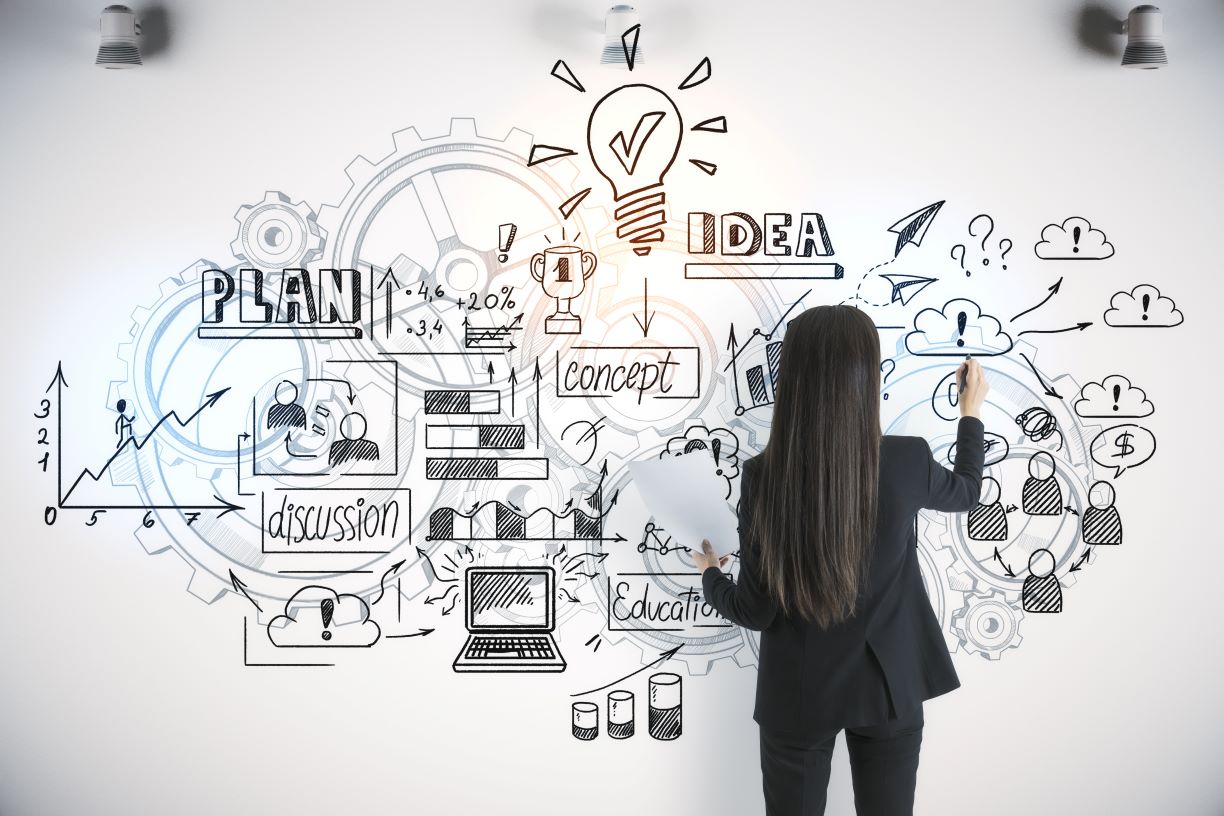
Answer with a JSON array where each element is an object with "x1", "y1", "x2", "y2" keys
[
  {"x1": 952, "y1": 590, "x2": 1024, "y2": 660},
  {"x1": 230, "y1": 191, "x2": 324, "y2": 270}
]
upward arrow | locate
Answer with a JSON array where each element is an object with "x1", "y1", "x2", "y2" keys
[
  {"x1": 569, "y1": 645, "x2": 682, "y2": 697},
  {"x1": 533, "y1": 359, "x2": 542, "y2": 449},
  {"x1": 46, "y1": 362, "x2": 68, "y2": 505},
  {"x1": 508, "y1": 367, "x2": 518, "y2": 415},
  {"x1": 1011, "y1": 277, "x2": 1063, "y2": 322}
]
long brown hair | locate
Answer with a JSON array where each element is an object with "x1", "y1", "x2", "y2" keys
[{"x1": 751, "y1": 305, "x2": 881, "y2": 627}]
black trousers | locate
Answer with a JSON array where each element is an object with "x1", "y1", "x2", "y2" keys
[{"x1": 759, "y1": 706, "x2": 924, "y2": 816}]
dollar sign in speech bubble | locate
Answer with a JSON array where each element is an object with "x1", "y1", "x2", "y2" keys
[{"x1": 1090, "y1": 424, "x2": 1156, "y2": 478}]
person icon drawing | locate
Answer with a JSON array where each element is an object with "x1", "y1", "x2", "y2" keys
[
  {"x1": 1082, "y1": 481, "x2": 1123, "y2": 545},
  {"x1": 329, "y1": 412, "x2": 379, "y2": 466},
  {"x1": 1021, "y1": 451, "x2": 1062, "y2": 516},
  {"x1": 967, "y1": 477, "x2": 1007, "y2": 541},
  {"x1": 114, "y1": 398, "x2": 136, "y2": 448},
  {"x1": 1022, "y1": 548, "x2": 1063, "y2": 613},
  {"x1": 267, "y1": 380, "x2": 307, "y2": 429}
]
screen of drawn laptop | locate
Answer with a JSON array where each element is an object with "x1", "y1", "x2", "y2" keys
[{"x1": 468, "y1": 569, "x2": 552, "y2": 631}]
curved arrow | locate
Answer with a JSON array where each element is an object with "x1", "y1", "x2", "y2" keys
[
  {"x1": 569, "y1": 645, "x2": 682, "y2": 697},
  {"x1": 1019, "y1": 352, "x2": 1063, "y2": 399},
  {"x1": 386, "y1": 628, "x2": 434, "y2": 639},
  {"x1": 991, "y1": 547, "x2": 1016, "y2": 578},
  {"x1": 1017, "y1": 321, "x2": 1092, "y2": 337},
  {"x1": 371, "y1": 559, "x2": 407, "y2": 605},
  {"x1": 425, "y1": 584, "x2": 459, "y2": 605},
  {"x1": 1011, "y1": 277, "x2": 1062, "y2": 322}
]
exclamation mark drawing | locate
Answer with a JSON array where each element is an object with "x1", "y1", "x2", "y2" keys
[
  {"x1": 498, "y1": 223, "x2": 517, "y2": 263},
  {"x1": 1141, "y1": 292, "x2": 1150, "y2": 322},
  {"x1": 320, "y1": 597, "x2": 334, "y2": 641},
  {"x1": 1072, "y1": 225, "x2": 1082, "y2": 254},
  {"x1": 1112, "y1": 383, "x2": 1122, "y2": 412},
  {"x1": 956, "y1": 311, "x2": 968, "y2": 347}
]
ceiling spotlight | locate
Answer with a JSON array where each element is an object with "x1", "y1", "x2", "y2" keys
[
  {"x1": 601, "y1": 5, "x2": 643, "y2": 66},
  {"x1": 1122, "y1": 5, "x2": 1166, "y2": 69},
  {"x1": 96, "y1": 5, "x2": 142, "y2": 68}
]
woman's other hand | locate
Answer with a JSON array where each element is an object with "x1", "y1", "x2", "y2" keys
[
  {"x1": 957, "y1": 357, "x2": 989, "y2": 419},
  {"x1": 694, "y1": 539, "x2": 730, "y2": 571}
]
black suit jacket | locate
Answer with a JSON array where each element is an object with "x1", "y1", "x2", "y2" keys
[{"x1": 703, "y1": 417, "x2": 984, "y2": 734}]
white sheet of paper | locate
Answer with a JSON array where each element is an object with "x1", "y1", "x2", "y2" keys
[{"x1": 628, "y1": 454, "x2": 740, "y2": 556}]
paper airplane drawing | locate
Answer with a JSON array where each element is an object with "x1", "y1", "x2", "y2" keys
[
  {"x1": 887, "y1": 200, "x2": 945, "y2": 257},
  {"x1": 882, "y1": 273, "x2": 937, "y2": 305}
]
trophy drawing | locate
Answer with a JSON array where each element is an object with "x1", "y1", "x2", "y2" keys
[{"x1": 531, "y1": 244, "x2": 598, "y2": 335}]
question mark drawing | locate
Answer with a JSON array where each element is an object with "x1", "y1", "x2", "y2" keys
[
  {"x1": 951, "y1": 244, "x2": 968, "y2": 276},
  {"x1": 880, "y1": 358, "x2": 896, "y2": 400},
  {"x1": 968, "y1": 214, "x2": 994, "y2": 269},
  {"x1": 998, "y1": 238, "x2": 1013, "y2": 270}
]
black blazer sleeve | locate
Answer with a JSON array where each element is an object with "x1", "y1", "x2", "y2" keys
[
  {"x1": 923, "y1": 416, "x2": 986, "y2": 512},
  {"x1": 702, "y1": 463, "x2": 779, "y2": 631}
]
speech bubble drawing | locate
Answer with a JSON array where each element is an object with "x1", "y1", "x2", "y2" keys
[{"x1": 1090, "y1": 424, "x2": 1156, "y2": 478}]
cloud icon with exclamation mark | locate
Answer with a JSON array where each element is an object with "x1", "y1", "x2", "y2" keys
[
  {"x1": 1035, "y1": 216, "x2": 1114, "y2": 260},
  {"x1": 267, "y1": 586, "x2": 381, "y2": 648},
  {"x1": 1104, "y1": 284, "x2": 1183, "y2": 328},
  {"x1": 905, "y1": 298, "x2": 1014, "y2": 356}
]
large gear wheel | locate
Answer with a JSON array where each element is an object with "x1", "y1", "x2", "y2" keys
[{"x1": 230, "y1": 191, "x2": 324, "y2": 270}]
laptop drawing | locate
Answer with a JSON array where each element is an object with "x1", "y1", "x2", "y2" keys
[{"x1": 452, "y1": 566, "x2": 566, "y2": 673}]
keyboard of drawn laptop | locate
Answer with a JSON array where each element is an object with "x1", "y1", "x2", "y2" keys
[{"x1": 465, "y1": 635, "x2": 555, "y2": 659}]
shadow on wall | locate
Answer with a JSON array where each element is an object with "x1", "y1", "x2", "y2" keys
[
  {"x1": 138, "y1": 3, "x2": 171, "y2": 58},
  {"x1": 1076, "y1": 2, "x2": 1124, "y2": 58}
]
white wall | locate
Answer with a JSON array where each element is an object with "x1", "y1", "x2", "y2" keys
[{"x1": 2, "y1": 1, "x2": 1223, "y2": 814}]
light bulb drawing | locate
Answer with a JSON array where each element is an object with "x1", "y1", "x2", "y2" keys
[
  {"x1": 530, "y1": 24, "x2": 725, "y2": 255},
  {"x1": 587, "y1": 84, "x2": 681, "y2": 256}
]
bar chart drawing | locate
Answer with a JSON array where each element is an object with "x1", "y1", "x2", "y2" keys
[{"x1": 724, "y1": 290, "x2": 809, "y2": 415}]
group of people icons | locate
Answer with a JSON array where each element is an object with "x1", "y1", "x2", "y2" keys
[
  {"x1": 962, "y1": 450, "x2": 1126, "y2": 615},
  {"x1": 966, "y1": 452, "x2": 1122, "y2": 546},
  {"x1": 266, "y1": 380, "x2": 380, "y2": 467}
]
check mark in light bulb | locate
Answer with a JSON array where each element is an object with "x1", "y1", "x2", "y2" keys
[{"x1": 587, "y1": 83, "x2": 682, "y2": 256}]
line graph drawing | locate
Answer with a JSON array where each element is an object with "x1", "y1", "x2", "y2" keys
[
  {"x1": 724, "y1": 289, "x2": 809, "y2": 415},
  {"x1": 426, "y1": 462, "x2": 624, "y2": 542},
  {"x1": 50, "y1": 365, "x2": 241, "y2": 516}
]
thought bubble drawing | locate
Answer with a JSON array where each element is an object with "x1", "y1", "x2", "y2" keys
[
  {"x1": 1103, "y1": 284, "x2": 1183, "y2": 328},
  {"x1": 1034, "y1": 216, "x2": 1114, "y2": 260},
  {"x1": 660, "y1": 424, "x2": 741, "y2": 498},
  {"x1": 268, "y1": 585, "x2": 381, "y2": 647},
  {"x1": 1074, "y1": 375, "x2": 1155, "y2": 419},
  {"x1": 905, "y1": 298, "x2": 1013, "y2": 357},
  {"x1": 1090, "y1": 424, "x2": 1156, "y2": 478}
]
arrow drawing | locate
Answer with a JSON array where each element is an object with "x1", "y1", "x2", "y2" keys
[
  {"x1": 887, "y1": 200, "x2": 944, "y2": 257},
  {"x1": 1017, "y1": 321, "x2": 1092, "y2": 337},
  {"x1": 416, "y1": 546, "x2": 458, "y2": 583},
  {"x1": 631, "y1": 279, "x2": 656, "y2": 337},
  {"x1": 379, "y1": 266, "x2": 401, "y2": 339},
  {"x1": 371, "y1": 559, "x2": 407, "y2": 605},
  {"x1": 386, "y1": 628, "x2": 435, "y2": 639},
  {"x1": 1019, "y1": 352, "x2": 1063, "y2": 399},
  {"x1": 229, "y1": 569, "x2": 262, "y2": 613},
  {"x1": 424, "y1": 584, "x2": 459, "y2": 605},
  {"x1": 533, "y1": 359, "x2": 542, "y2": 449},
  {"x1": 46, "y1": 362, "x2": 68, "y2": 505},
  {"x1": 508, "y1": 367, "x2": 518, "y2": 415},
  {"x1": 59, "y1": 387, "x2": 236, "y2": 511},
  {"x1": 569, "y1": 645, "x2": 682, "y2": 697},
  {"x1": 1011, "y1": 277, "x2": 1063, "y2": 322},
  {"x1": 1068, "y1": 548, "x2": 1092, "y2": 573},
  {"x1": 306, "y1": 378, "x2": 356, "y2": 404},
  {"x1": 992, "y1": 547, "x2": 1016, "y2": 578}
]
